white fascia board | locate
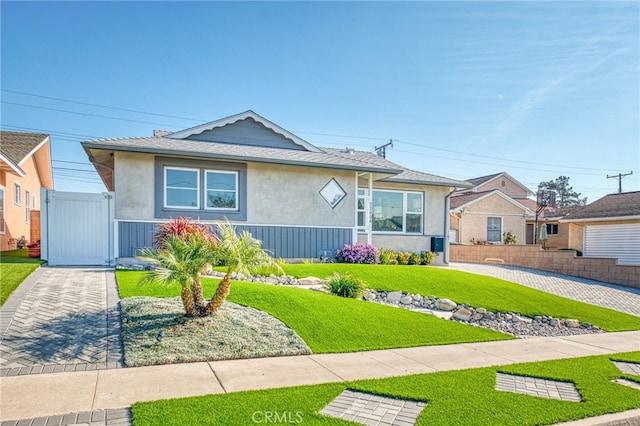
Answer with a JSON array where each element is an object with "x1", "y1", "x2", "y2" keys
[
  {"x1": 0, "y1": 152, "x2": 25, "y2": 177},
  {"x1": 17, "y1": 135, "x2": 50, "y2": 166},
  {"x1": 559, "y1": 215, "x2": 640, "y2": 223},
  {"x1": 166, "y1": 110, "x2": 322, "y2": 153}
]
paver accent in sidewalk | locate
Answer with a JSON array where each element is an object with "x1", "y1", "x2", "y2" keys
[
  {"x1": 0, "y1": 268, "x2": 124, "y2": 376},
  {"x1": 495, "y1": 373, "x2": 582, "y2": 401},
  {"x1": 613, "y1": 361, "x2": 640, "y2": 376},
  {"x1": 0, "y1": 408, "x2": 131, "y2": 426},
  {"x1": 320, "y1": 389, "x2": 427, "y2": 426},
  {"x1": 612, "y1": 378, "x2": 640, "y2": 391}
]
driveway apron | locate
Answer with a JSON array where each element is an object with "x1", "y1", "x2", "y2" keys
[
  {"x1": 0, "y1": 267, "x2": 123, "y2": 376},
  {"x1": 447, "y1": 262, "x2": 640, "y2": 317}
]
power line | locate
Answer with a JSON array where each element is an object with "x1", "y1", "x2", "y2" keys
[
  {"x1": 1, "y1": 88, "x2": 204, "y2": 122},
  {"x1": 2, "y1": 90, "x2": 635, "y2": 176},
  {"x1": 1, "y1": 101, "x2": 183, "y2": 128}
]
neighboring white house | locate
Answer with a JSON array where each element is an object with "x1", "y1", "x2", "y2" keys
[{"x1": 82, "y1": 110, "x2": 471, "y2": 264}]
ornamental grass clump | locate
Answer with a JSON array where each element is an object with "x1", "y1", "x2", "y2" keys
[
  {"x1": 325, "y1": 272, "x2": 367, "y2": 298},
  {"x1": 336, "y1": 243, "x2": 380, "y2": 264}
]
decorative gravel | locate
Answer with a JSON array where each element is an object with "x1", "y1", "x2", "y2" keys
[{"x1": 120, "y1": 297, "x2": 311, "y2": 367}]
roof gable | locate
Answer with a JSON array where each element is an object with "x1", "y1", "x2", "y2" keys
[
  {"x1": 450, "y1": 189, "x2": 534, "y2": 214},
  {"x1": 0, "y1": 131, "x2": 51, "y2": 179},
  {"x1": 464, "y1": 172, "x2": 533, "y2": 198},
  {"x1": 167, "y1": 110, "x2": 322, "y2": 153}
]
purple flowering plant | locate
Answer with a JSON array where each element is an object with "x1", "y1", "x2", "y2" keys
[{"x1": 336, "y1": 243, "x2": 380, "y2": 264}]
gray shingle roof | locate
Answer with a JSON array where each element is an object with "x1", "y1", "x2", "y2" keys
[
  {"x1": 0, "y1": 131, "x2": 49, "y2": 165},
  {"x1": 82, "y1": 113, "x2": 469, "y2": 188},
  {"x1": 563, "y1": 191, "x2": 640, "y2": 220},
  {"x1": 82, "y1": 136, "x2": 404, "y2": 174},
  {"x1": 465, "y1": 172, "x2": 504, "y2": 187}
]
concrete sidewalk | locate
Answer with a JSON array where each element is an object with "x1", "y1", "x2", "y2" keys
[{"x1": 2, "y1": 330, "x2": 639, "y2": 422}]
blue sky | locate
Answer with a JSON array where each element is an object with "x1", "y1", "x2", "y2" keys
[{"x1": 2, "y1": 1, "x2": 638, "y2": 201}]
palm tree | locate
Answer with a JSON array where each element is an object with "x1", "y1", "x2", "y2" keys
[
  {"x1": 139, "y1": 219, "x2": 278, "y2": 317},
  {"x1": 204, "y1": 222, "x2": 279, "y2": 315}
]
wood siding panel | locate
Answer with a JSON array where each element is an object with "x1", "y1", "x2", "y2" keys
[{"x1": 118, "y1": 222, "x2": 352, "y2": 259}]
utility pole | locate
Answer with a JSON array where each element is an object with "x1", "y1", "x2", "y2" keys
[
  {"x1": 606, "y1": 171, "x2": 633, "y2": 193},
  {"x1": 375, "y1": 139, "x2": 394, "y2": 159}
]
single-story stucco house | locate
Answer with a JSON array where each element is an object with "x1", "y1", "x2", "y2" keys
[
  {"x1": 449, "y1": 172, "x2": 534, "y2": 245},
  {"x1": 82, "y1": 111, "x2": 472, "y2": 264}
]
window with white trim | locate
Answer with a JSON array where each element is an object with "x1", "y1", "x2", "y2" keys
[
  {"x1": 487, "y1": 217, "x2": 502, "y2": 242},
  {"x1": 371, "y1": 190, "x2": 423, "y2": 233},
  {"x1": 164, "y1": 167, "x2": 200, "y2": 209},
  {"x1": 14, "y1": 183, "x2": 21, "y2": 206},
  {"x1": 0, "y1": 186, "x2": 5, "y2": 234},
  {"x1": 206, "y1": 170, "x2": 238, "y2": 210},
  {"x1": 25, "y1": 190, "x2": 30, "y2": 224}
]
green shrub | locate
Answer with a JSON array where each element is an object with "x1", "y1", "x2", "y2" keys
[
  {"x1": 325, "y1": 272, "x2": 367, "y2": 298},
  {"x1": 379, "y1": 248, "x2": 398, "y2": 265},
  {"x1": 503, "y1": 231, "x2": 517, "y2": 245},
  {"x1": 408, "y1": 252, "x2": 421, "y2": 265},
  {"x1": 397, "y1": 252, "x2": 411, "y2": 265},
  {"x1": 420, "y1": 251, "x2": 436, "y2": 265}
]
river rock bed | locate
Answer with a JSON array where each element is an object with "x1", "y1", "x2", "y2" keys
[{"x1": 363, "y1": 290, "x2": 605, "y2": 339}]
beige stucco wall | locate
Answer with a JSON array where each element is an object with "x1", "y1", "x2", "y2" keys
[
  {"x1": 246, "y1": 163, "x2": 354, "y2": 227},
  {"x1": 0, "y1": 156, "x2": 46, "y2": 250},
  {"x1": 113, "y1": 152, "x2": 155, "y2": 220},
  {"x1": 454, "y1": 194, "x2": 527, "y2": 244},
  {"x1": 477, "y1": 176, "x2": 530, "y2": 199},
  {"x1": 113, "y1": 152, "x2": 356, "y2": 226}
]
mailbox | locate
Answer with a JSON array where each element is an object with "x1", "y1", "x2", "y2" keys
[{"x1": 431, "y1": 237, "x2": 444, "y2": 253}]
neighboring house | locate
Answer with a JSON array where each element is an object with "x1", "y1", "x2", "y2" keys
[
  {"x1": 81, "y1": 110, "x2": 471, "y2": 263},
  {"x1": 449, "y1": 172, "x2": 534, "y2": 245},
  {"x1": 521, "y1": 204, "x2": 581, "y2": 248},
  {"x1": 0, "y1": 132, "x2": 54, "y2": 251},
  {"x1": 463, "y1": 172, "x2": 533, "y2": 200},
  {"x1": 559, "y1": 191, "x2": 640, "y2": 265}
]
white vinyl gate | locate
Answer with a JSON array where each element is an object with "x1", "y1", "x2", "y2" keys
[
  {"x1": 584, "y1": 223, "x2": 640, "y2": 266},
  {"x1": 41, "y1": 190, "x2": 115, "y2": 266}
]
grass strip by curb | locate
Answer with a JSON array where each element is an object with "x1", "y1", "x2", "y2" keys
[{"x1": 131, "y1": 351, "x2": 640, "y2": 426}]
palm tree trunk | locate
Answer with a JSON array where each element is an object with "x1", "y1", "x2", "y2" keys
[
  {"x1": 205, "y1": 272, "x2": 232, "y2": 315},
  {"x1": 191, "y1": 276, "x2": 207, "y2": 310},
  {"x1": 181, "y1": 285, "x2": 200, "y2": 317}
]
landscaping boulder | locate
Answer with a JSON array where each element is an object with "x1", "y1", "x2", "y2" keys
[
  {"x1": 453, "y1": 307, "x2": 472, "y2": 321},
  {"x1": 400, "y1": 295, "x2": 413, "y2": 305},
  {"x1": 435, "y1": 298, "x2": 457, "y2": 311},
  {"x1": 298, "y1": 277, "x2": 324, "y2": 286},
  {"x1": 565, "y1": 319, "x2": 580, "y2": 328},
  {"x1": 387, "y1": 291, "x2": 403, "y2": 304}
]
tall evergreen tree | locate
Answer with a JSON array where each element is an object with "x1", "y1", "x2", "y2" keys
[{"x1": 538, "y1": 176, "x2": 587, "y2": 207}]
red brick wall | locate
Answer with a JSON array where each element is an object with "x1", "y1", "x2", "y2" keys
[{"x1": 450, "y1": 245, "x2": 640, "y2": 289}]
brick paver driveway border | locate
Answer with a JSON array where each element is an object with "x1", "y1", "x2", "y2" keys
[
  {"x1": 447, "y1": 262, "x2": 640, "y2": 317},
  {"x1": 0, "y1": 267, "x2": 124, "y2": 376}
]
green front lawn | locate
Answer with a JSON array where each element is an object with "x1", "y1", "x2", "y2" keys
[
  {"x1": 117, "y1": 270, "x2": 512, "y2": 353},
  {"x1": 131, "y1": 352, "x2": 640, "y2": 426},
  {"x1": 282, "y1": 264, "x2": 640, "y2": 331},
  {"x1": 0, "y1": 249, "x2": 44, "y2": 306}
]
